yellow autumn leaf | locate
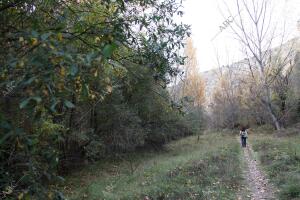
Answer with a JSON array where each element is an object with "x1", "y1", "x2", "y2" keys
[
  {"x1": 106, "y1": 85, "x2": 112, "y2": 93},
  {"x1": 113, "y1": 68, "x2": 121, "y2": 77},
  {"x1": 58, "y1": 83, "x2": 64, "y2": 90},
  {"x1": 49, "y1": 44, "x2": 55, "y2": 50},
  {"x1": 57, "y1": 33, "x2": 63, "y2": 41},
  {"x1": 31, "y1": 38, "x2": 38, "y2": 45},
  {"x1": 48, "y1": 192, "x2": 53, "y2": 199},
  {"x1": 94, "y1": 70, "x2": 98, "y2": 77},
  {"x1": 42, "y1": 89, "x2": 49, "y2": 96},
  {"x1": 108, "y1": 35, "x2": 114, "y2": 41},
  {"x1": 105, "y1": 77, "x2": 110, "y2": 83},
  {"x1": 18, "y1": 192, "x2": 24, "y2": 200},
  {"x1": 95, "y1": 37, "x2": 101, "y2": 42},
  {"x1": 50, "y1": 57, "x2": 60, "y2": 65},
  {"x1": 17, "y1": 138, "x2": 24, "y2": 149},
  {"x1": 60, "y1": 67, "x2": 66, "y2": 76},
  {"x1": 18, "y1": 60, "x2": 24, "y2": 68}
]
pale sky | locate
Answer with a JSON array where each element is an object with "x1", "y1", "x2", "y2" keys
[{"x1": 179, "y1": 0, "x2": 300, "y2": 72}]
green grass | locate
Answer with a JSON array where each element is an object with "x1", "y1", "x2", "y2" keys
[
  {"x1": 63, "y1": 133, "x2": 243, "y2": 200},
  {"x1": 250, "y1": 133, "x2": 300, "y2": 200}
]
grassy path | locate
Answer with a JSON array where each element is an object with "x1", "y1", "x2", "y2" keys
[
  {"x1": 63, "y1": 131, "x2": 300, "y2": 200},
  {"x1": 63, "y1": 133, "x2": 244, "y2": 200},
  {"x1": 241, "y1": 143, "x2": 275, "y2": 200}
]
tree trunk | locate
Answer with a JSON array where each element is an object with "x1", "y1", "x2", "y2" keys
[
  {"x1": 262, "y1": 83, "x2": 282, "y2": 130},
  {"x1": 265, "y1": 102, "x2": 281, "y2": 130}
]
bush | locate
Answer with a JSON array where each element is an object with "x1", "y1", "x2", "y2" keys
[
  {"x1": 0, "y1": 117, "x2": 65, "y2": 199},
  {"x1": 281, "y1": 181, "x2": 300, "y2": 199},
  {"x1": 0, "y1": 0, "x2": 191, "y2": 197}
]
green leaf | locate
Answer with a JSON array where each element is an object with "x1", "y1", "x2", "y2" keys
[
  {"x1": 31, "y1": 96, "x2": 42, "y2": 103},
  {"x1": 41, "y1": 32, "x2": 52, "y2": 41},
  {"x1": 19, "y1": 97, "x2": 41, "y2": 109},
  {"x1": 27, "y1": 138, "x2": 39, "y2": 146},
  {"x1": 50, "y1": 99, "x2": 58, "y2": 112},
  {"x1": 82, "y1": 84, "x2": 89, "y2": 98},
  {"x1": 103, "y1": 43, "x2": 117, "y2": 59},
  {"x1": 19, "y1": 98, "x2": 30, "y2": 109},
  {"x1": 0, "y1": 120, "x2": 11, "y2": 130},
  {"x1": 64, "y1": 100, "x2": 75, "y2": 108},
  {"x1": 70, "y1": 64, "x2": 78, "y2": 76},
  {"x1": 86, "y1": 53, "x2": 95, "y2": 65},
  {"x1": 56, "y1": 176, "x2": 65, "y2": 182},
  {"x1": 23, "y1": 77, "x2": 36, "y2": 86},
  {"x1": 31, "y1": 30, "x2": 38, "y2": 38},
  {"x1": 0, "y1": 131, "x2": 14, "y2": 145}
]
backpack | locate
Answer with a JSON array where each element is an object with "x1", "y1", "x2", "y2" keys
[{"x1": 241, "y1": 131, "x2": 247, "y2": 137}]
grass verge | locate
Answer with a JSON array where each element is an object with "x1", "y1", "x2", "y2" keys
[
  {"x1": 250, "y1": 133, "x2": 300, "y2": 200},
  {"x1": 63, "y1": 133, "x2": 243, "y2": 200}
]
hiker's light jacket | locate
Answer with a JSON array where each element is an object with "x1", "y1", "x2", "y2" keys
[{"x1": 240, "y1": 130, "x2": 248, "y2": 138}]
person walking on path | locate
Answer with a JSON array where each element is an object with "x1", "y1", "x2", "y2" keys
[{"x1": 239, "y1": 127, "x2": 248, "y2": 147}]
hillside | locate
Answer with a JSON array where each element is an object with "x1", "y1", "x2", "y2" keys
[{"x1": 201, "y1": 37, "x2": 300, "y2": 105}]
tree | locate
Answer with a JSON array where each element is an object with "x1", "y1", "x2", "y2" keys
[
  {"x1": 184, "y1": 39, "x2": 205, "y2": 107},
  {"x1": 169, "y1": 37, "x2": 206, "y2": 132},
  {"x1": 223, "y1": 0, "x2": 296, "y2": 130},
  {"x1": 0, "y1": 0, "x2": 191, "y2": 198},
  {"x1": 209, "y1": 67, "x2": 244, "y2": 128},
  {"x1": 177, "y1": 38, "x2": 205, "y2": 108}
]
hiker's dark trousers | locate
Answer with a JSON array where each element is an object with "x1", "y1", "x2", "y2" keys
[{"x1": 241, "y1": 137, "x2": 247, "y2": 147}]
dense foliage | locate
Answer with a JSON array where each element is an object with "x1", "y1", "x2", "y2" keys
[{"x1": 0, "y1": 0, "x2": 192, "y2": 199}]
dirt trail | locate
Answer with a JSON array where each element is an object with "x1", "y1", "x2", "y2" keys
[{"x1": 240, "y1": 142, "x2": 275, "y2": 200}]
